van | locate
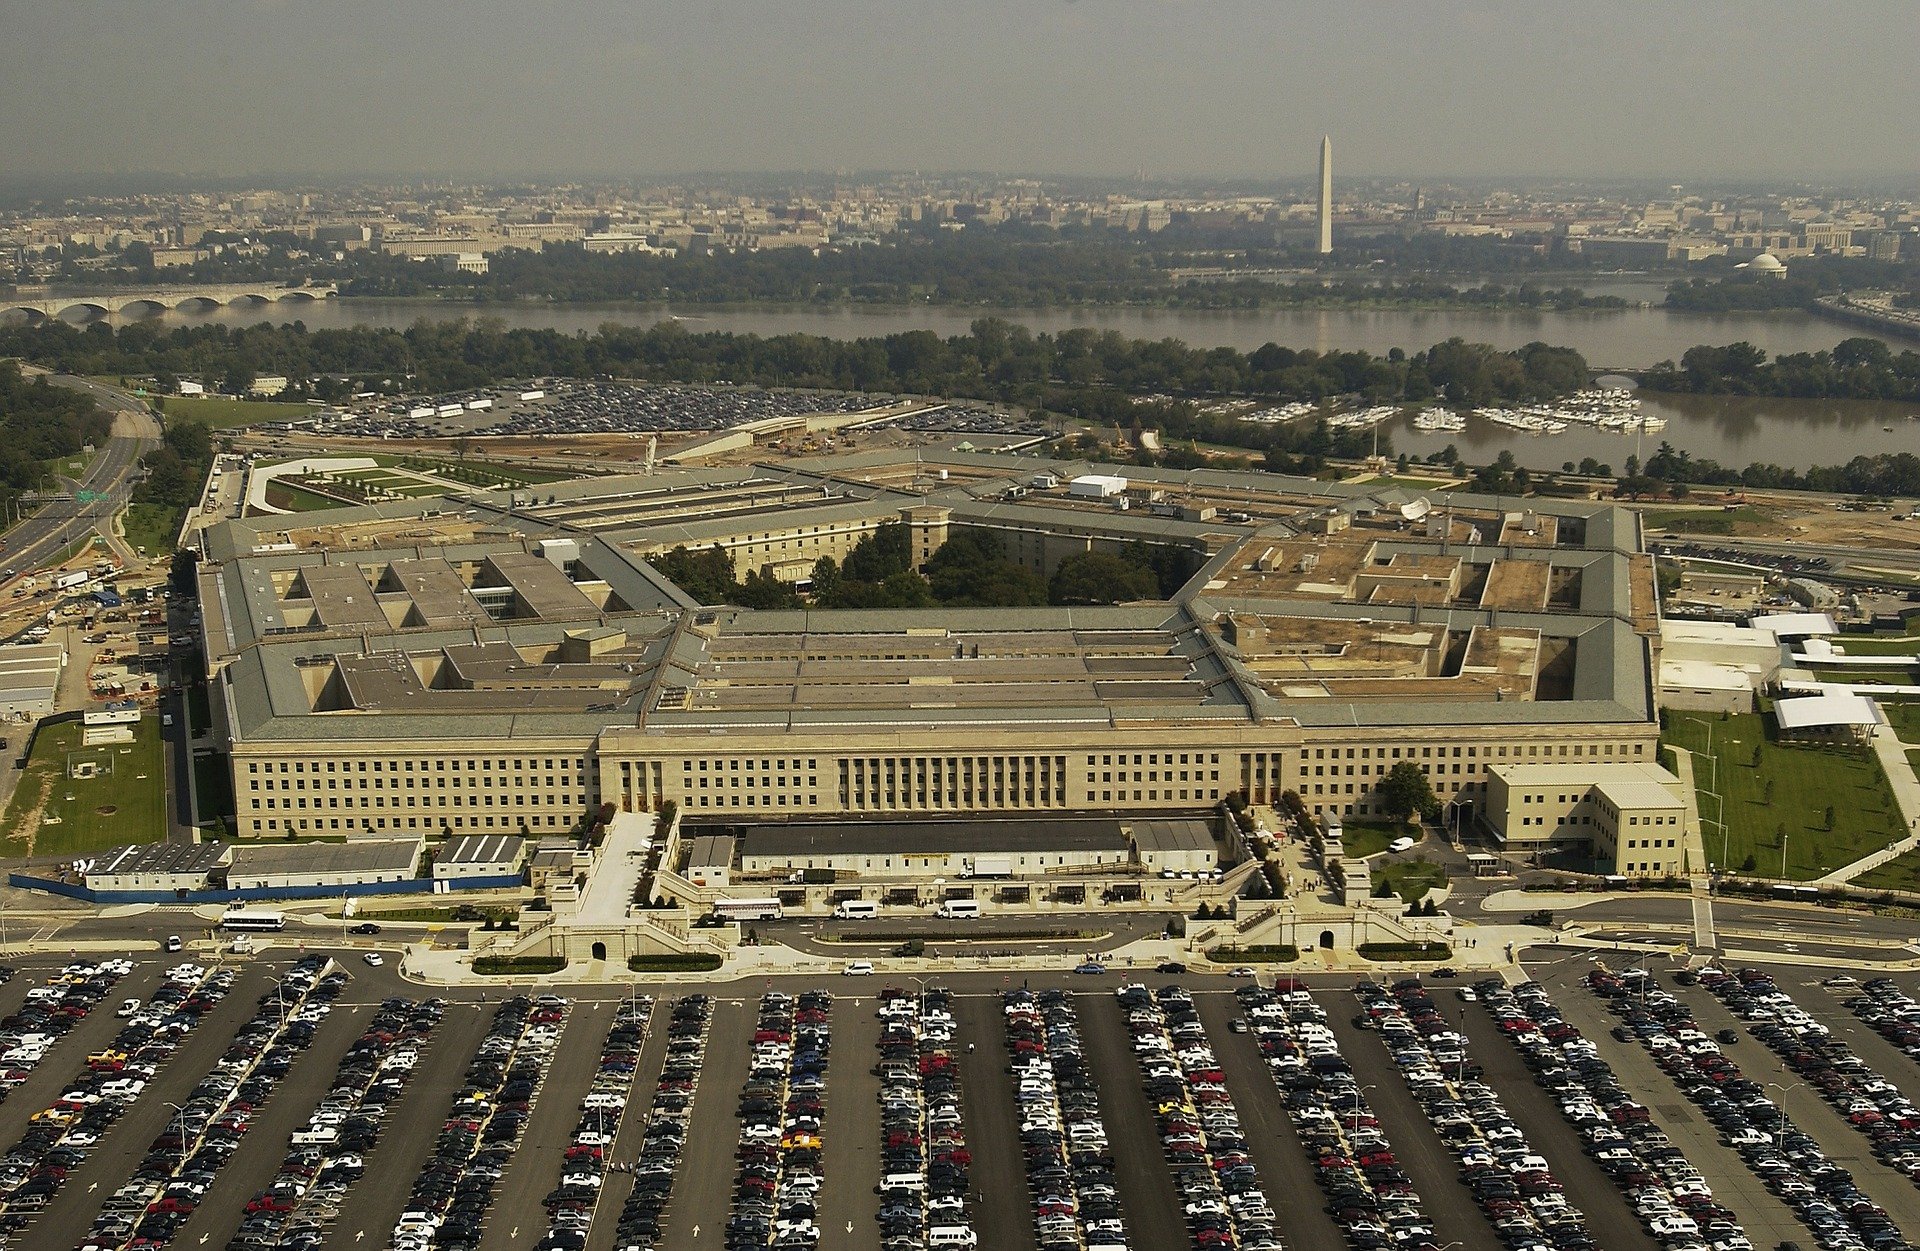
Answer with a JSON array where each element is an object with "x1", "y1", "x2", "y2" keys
[
  {"x1": 928, "y1": 1228, "x2": 979, "y2": 1247},
  {"x1": 880, "y1": 1173, "x2": 926, "y2": 1193},
  {"x1": 833, "y1": 900, "x2": 879, "y2": 920},
  {"x1": 290, "y1": 1125, "x2": 338, "y2": 1147},
  {"x1": 937, "y1": 900, "x2": 981, "y2": 920},
  {"x1": 843, "y1": 961, "x2": 875, "y2": 977}
]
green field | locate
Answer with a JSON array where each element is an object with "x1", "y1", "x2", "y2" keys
[
  {"x1": 1854, "y1": 848, "x2": 1920, "y2": 894},
  {"x1": 1372, "y1": 859, "x2": 1449, "y2": 904},
  {"x1": 153, "y1": 394, "x2": 312, "y2": 430},
  {"x1": 0, "y1": 718, "x2": 166, "y2": 858},
  {"x1": 1340, "y1": 820, "x2": 1420, "y2": 859},
  {"x1": 374, "y1": 454, "x2": 574, "y2": 487},
  {"x1": 121, "y1": 503, "x2": 182, "y2": 558},
  {"x1": 1665, "y1": 710, "x2": 1903, "y2": 879},
  {"x1": 262, "y1": 480, "x2": 352, "y2": 513},
  {"x1": 1639, "y1": 505, "x2": 1782, "y2": 537},
  {"x1": 1825, "y1": 637, "x2": 1920, "y2": 658}
]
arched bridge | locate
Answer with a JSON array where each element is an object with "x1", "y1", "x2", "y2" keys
[{"x1": 1, "y1": 283, "x2": 338, "y2": 320}]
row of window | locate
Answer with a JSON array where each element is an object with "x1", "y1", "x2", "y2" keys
[{"x1": 247, "y1": 757, "x2": 586, "y2": 774}]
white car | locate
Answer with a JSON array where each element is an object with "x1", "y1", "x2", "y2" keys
[
  {"x1": 362, "y1": 953, "x2": 384, "y2": 967},
  {"x1": 843, "y1": 961, "x2": 875, "y2": 976},
  {"x1": 1388, "y1": 836, "x2": 1417, "y2": 854}
]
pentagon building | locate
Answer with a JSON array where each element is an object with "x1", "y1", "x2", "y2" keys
[{"x1": 191, "y1": 452, "x2": 1661, "y2": 840}]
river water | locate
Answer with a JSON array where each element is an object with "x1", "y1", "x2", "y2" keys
[{"x1": 60, "y1": 293, "x2": 1920, "y2": 470}]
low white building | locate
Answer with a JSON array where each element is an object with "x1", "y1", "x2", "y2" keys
[
  {"x1": 0, "y1": 643, "x2": 64, "y2": 720},
  {"x1": 82, "y1": 842, "x2": 232, "y2": 894},
  {"x1": 431, "y1": 833, "x2": 526, "y2": 881},
  {"x1": 226, "y1": 836, "x2": 422, "y2": 891}
]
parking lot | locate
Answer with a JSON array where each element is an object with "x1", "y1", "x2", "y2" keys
[{"x1": 4, "y1": 947, "x2": 1920, "y2": 1251}]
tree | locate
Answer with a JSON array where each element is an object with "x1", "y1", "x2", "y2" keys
[
  {"x1": 1048, "y1": 552, "x2": 1158, "y2": 605},
  {"x1": 1378, "y1": 761, "x2": 1438, "y2": 823}
]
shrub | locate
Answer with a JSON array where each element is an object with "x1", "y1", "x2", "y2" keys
[
  {"x1": 626, "y1": 953, "x2": 722, "y2": 973},
  {"x1": 472, "y1": 956, "x2": 566, "y2": 976},
  {"x1": 1356, "y1": 942, "x2": 1452, "y2": 962}
]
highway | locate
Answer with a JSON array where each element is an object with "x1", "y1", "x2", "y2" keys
[{"x1": 2, "y1": 373, "x2": 160, "y2": 577}]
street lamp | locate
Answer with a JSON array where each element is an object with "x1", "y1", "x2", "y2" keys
[
  {"x1": 162, "y1": 1100, "x2": 189, "y2": 1175},
  {"x1": 1349, "y1": 1082, "x2": 1377, "y2": 1137},
  {"x1": 1764, "y1": 1081, "x2": 1802, "y2": 1133}
]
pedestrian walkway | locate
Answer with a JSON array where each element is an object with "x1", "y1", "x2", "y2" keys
[
  {"x1": 1667, "y1": 747, "x2": 1718, "y2": 949},
  {"x1": 1817, "y1": 727, "x2": 1920, "y2": 885}
]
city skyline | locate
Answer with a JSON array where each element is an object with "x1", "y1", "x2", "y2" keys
[{"x1": 2, "y1": 1, "x2": 1917, "y2": 183}]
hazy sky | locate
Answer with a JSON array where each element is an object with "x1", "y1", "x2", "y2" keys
[{"x1": 4, "y1": 0, "x2": 1915, "y2": 184}]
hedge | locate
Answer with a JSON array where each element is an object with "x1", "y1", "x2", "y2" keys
[
  {"x1": 627, "y1": 953, "x2": 723, "y2": 973},
  {"x1": 1356, "y1": 942, "x2": 1452, "y2": 962},
  {"x1": 472, "y1": 956, "x2": 566, "y2": 976},
  {"x1": 1207, "y1": 944, "x2": 1299, "y2": 963}
]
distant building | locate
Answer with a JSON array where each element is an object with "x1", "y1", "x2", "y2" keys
[
  {"x1": 177, "y1": 380, "x2": 205, "y2": 396},
  {"x1": 437, "y1": 252, "x2": 489, "y2": 274},
  {"x1": 248, "y1": 375, "x2": 290, "y2": 397},
  {"x1": 149, "y1": 246, "x2": 208, "y2": 268},
  {"x1": 1742, "y1": 251, "x2": 1788, "y2": 279},
  {"x1": 1317, "y1": 135, "x2": 1334, "y2": 254}
]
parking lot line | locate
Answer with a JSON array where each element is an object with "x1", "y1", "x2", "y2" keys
[
  {"x1": 1542, "y1": 967, "x2": 1808, "y2": 1249},
  {"x1": 664, "y1": 997, "x2": 751, "y2": 1245},
  {"x1": 0, "y1": 964, "x2": 164, "y2": 1152},
  {"x1": 478, "y1": 1001, "x2": 613, "y2": 1251},
  {"x1": 1326, "y1": 992, "x2": 1503, "y2": 1251},
  {"x1": 582, "y1": 997, "x2": 672, "y2": 1251},
  {"x1": 1191, "y1": 988, "x2": 1351, "y2": 1251},
  {"x1": 1072, "y1": 990, "x2": 1192, "y2": 1251},
  {"x1": 1450, "y1": 993, "x2": 1666, "y2": 1251},
  {"x1": 165, "y1": 1001, "x2": 370, "y2": 1248},
  {"x1": 952, "y1": 992, "x2": 1037, "y2": 1251},
  {"x1": 1673, "y1": 979, "x2": 1920, "y2": 1233},
  {"x1": 15, "y1": 964, "x2": 278, "y2": 1250},
  {"x1": 816, "y1": 992, "x2": 882, "y2": 1251},
  {"x1": 328, "y1": 994, "x2": 496, "y2": 1248}
]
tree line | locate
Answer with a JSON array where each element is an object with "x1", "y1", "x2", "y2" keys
[
  {"x1": 649, "y1": 524, "x2": 1199, "y2": 612},
  {"x1": 1640, "y1": 337, "x2": 1920, "y2": 402},
  {"x1": 0, "y1": 361, "x2": 113, "y2": 506}
]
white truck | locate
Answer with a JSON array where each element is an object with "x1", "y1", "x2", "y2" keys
[{"x1": 54, "y1": 571, "x2": 90, "y2": 592}]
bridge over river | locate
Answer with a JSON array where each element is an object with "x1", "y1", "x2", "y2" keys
[{"x1": 2, "y1": 282, "x2": 337, "y2": 320}]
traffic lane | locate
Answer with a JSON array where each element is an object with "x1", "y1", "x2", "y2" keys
[
  {"x1": 584, "y1": 993, "x2": 673, "y2": 1251},
  {"x1": 1784, "y1": 976, "x2": 1920, "y2": 1099},
  {"x1": 1190, "y1": 988, "x2": 1349, "y2": 1251},
  {"x1": 951, "y1": 989, "x2": 1036, "y2": 1251},
  {"x1": 0, "y1": 963, "x2": 168, "y2": 1150},
  {"x1": 1672, "y1": 979, "x2": 1920, "y2": 1232},
  {"x1": 816, "y1": 987, "x2": 881, "y2": 1251},
  {"x1": 1324, "y1": 993, "x2": 1501, "y2": 1251},
  {"x1": 479, "y1": 1000, "x2": 617, "y2": 1251},
  {"x1": 166, "y1": 999, "x2": 371, "y2": 1249},
  {"x1": 1073, "y1": 990, "x2": 1190, "y2": 1251},
  {"x1": 667, "y1": 995, "x2": 751, "y2": 1244},
  {"x1": 332, "y1": 996, "x2": 495, "y2": 1248},
  {"x1": 1451, "y1": 994, "x2": 1664, "y2": 1251},
  {"x1": 1538, "y1": 967, "x2": 1808, "y2": 1251},
  {"x1": 20, "y1": 962, "x2": 279, "y2": 1249}
]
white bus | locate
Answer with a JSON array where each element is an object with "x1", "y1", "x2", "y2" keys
[
  {"x1": 712, "y1": 898, "x2": 783, "y2": 922},
  {"x1": 219, "y1": 908, "x2": 287, "y2": 932},
  {"x1": 833, "y1": 900, "x2": 879, "y2": 920},
  {"x1": 937, "y1": 899, "x2": 981, "y2": 920}
]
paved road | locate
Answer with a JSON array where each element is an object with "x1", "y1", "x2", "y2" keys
[
  {"x1": 669, "y1": 995, "x2": 751, "y2": 1244},
  {"x1": 3, "y1": 375, "x2": 160, "y2": 577},
  {"x1": 952, "y1": 991, "x2": 1037, "y2": 1251},
  {"x1": 1191, "y1": 988, "x2": 1351, "y2": 1251},
  {"x1": 817, "y1": 990, "x2": 882, "y2": 1251},
  {"x1": 1074, "y1": 990, "x2": 1190, "y2": 1251},
  {"x1": 331, "y1": 997, "x2": 496, "y2": 1247},
  {"x1": 480, "y1": 1001, "x2": 616, "y2": 1251},
  {"x1": 1327, "y1": 992, "x2": 1500, "y2": 1251},
  {"x1": 583, "y1": 995, "x2": 671, "y2": 1251}
]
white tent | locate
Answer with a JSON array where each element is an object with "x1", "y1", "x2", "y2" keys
[{"x1": 1773, "y1": 691, "x2": 1885, "y2": 732}]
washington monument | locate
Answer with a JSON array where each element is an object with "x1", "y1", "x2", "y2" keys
[{"x1": 1317, "y1": 134, "x2": 1333, "y2": 253}]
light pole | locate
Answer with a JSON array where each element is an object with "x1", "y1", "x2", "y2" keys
[
  {"x1": 1765, "y1": 1081, "x2": 1802, "y2": 1133},
  {"x1": 162, "y1": 1100, "x2": 188, "y2": 1175},
  {"x1": 1349, "y1": 1083, "x2": 1377, "y2": 1137}
]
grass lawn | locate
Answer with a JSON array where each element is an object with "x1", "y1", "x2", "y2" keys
[
  {"x1": 1809, "y1": 665, "x2": 1920, "y2": 686},
  {"x1": 1372, "y1": 859, "x2": 1449, "y2": 904},
  {"x1": 121, "y1": 503, "x2": 182, "y2": 558},
  {"x1": 1826, "y1": 637, "x2": 1920, "y2": 658},
  {"x1": 154, "y1": 394, "x2": 311, "y2": 430},
  {"x1": 262, "y1": 481, "x2": 352, "y2": 513},
  {"x1": 1639, "y1": 505, "x2": 1784, "y2": 537},
  {"x1": 1664, "y1": 710, "x2": 1902, "y2": 879},
  {"x1": 1340, "y1": 820, "x2": 1420, "y2": 859},
  {"x1": 1884, "y1": 703, "x2": 1920, "y2": 739},
  {"x1": 373, "y1": 454, "x2": 573, "y2": 487},
  {"x1": 1351, "y1": 474, "x2": 1460, "y2": 489},
  {"x1": 1854, "y1": 849, "x2": 1920, "y2": 894},
  {"x1": 0, "y1": 718, "x2": 166, "y2": 858}
]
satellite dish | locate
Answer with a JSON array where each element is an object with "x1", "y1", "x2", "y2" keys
[{"x1": 1400, "y1": 498, "x2": 1432, "y2": 523}]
